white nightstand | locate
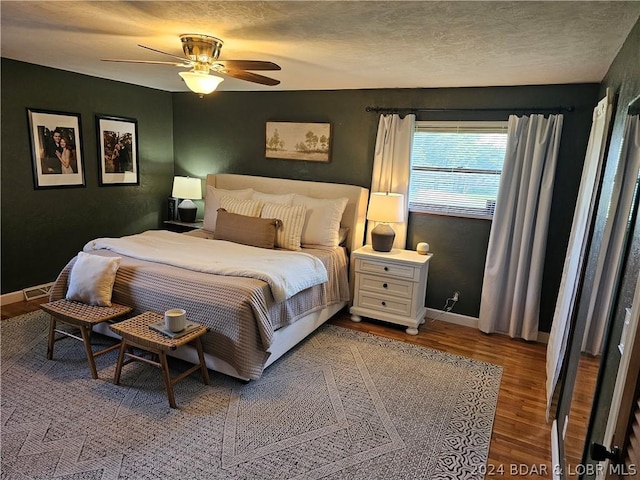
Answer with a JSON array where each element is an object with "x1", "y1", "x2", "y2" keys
[{"x1": 349, "y1": 245, "x2": 432, "y2": 335}]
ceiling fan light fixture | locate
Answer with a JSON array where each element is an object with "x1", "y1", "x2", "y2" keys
[{"x1": 178, "y1": 71, "x2": 224, "y2": 95}]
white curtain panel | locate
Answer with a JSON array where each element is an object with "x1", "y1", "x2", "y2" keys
[
  {"x1": 366, "y1": 113, "x2": 415, "y2": 249},
  {"x1": 545, "y1": 93, "x2": 613, "y2": 418},
  {"x1": 479, "y1": 114, "x2": 564, "y2": 341},
  {"x1": 582, "y1": 114, "x2": 640, "y2": 354}
]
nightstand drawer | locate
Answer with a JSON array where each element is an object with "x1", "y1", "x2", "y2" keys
[
  {"x1": 356, "y1": 292, "x2": 413, "y2": 317},
  {"x1": 357, "y1": 274, "x2": 414, "y2": 299},
  {"x1": 355, "y1": 258, "x2": 419, "y2": 281}
]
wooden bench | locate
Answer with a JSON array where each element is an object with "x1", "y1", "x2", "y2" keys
[
  {"x1": 40, "y1": 299, "x2": 132, "y2": 379},
  {"x1": 109, "y1": 311, "x2": 210, "y2": 408}
]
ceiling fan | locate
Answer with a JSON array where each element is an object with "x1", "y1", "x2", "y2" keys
[{"x1": 103, "y1": 34, "x2": 281, "y2": 95}]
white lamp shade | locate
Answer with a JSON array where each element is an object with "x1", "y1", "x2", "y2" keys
[
  {"x1": 172, "y1": 176, "x2": 202, "y2": 200},
  {"x1": 367, "y1": 192, "x2": 405, "y2": 223},
  {"x1": 178, "y1": 71, "x2": 224, "y2": 95}
]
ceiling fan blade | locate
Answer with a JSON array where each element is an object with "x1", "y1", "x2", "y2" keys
[
  {"x1": 222, "y1": 69, "x2": 281, "y2": 86},
  {"x1": 137, "y1": 44, "x2": 189, "y2": 62},
  {"x1": 216, "y1": 60, "x2": 281, "y2": 71},
  {"x1": 101, "y1": 59, "x2": 190, "y2": 67}
]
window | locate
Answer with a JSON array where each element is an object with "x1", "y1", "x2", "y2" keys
[{"x1": 409, "y1": 121, "x2": 508, "y2": 219}]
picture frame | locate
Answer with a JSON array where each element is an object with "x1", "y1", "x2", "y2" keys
[
  {"x1": 27, "y1": 108, "x2": 85, "y2": 189},
  {"x1": 96, "y1": 114, "x2": 139, "y2": 186},
  {"x1": 266, "y1": 122, "x2": 332, "y2": 162}
]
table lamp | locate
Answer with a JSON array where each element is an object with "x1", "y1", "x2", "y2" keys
[
  {"x1": 367, "y1": 192, "x2": 405, "y2": 252},
  {"x1": 172, "y1": 176, "x2": 202, "y2": 223}
]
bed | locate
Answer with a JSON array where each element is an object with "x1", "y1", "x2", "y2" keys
[{"x1": 49, "y1": 174, "x2": 369, "y2": 380}]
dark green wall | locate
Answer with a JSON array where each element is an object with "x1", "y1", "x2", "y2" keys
[
  {"x1": 172, "y1": 84, "x2": 599, "y2": 330},
  {"x1": 0, "y1": 57, "x2": 600, "y2": 334},
  {"x1": 1, "y1": 58, "x2": 174, "y2": 294}
]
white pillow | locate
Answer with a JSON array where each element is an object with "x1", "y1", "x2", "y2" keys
[
  {"x1": 66, "y1": 252, "x2": 121, "y2": 306},
  {"x1": 219, "y1": 195, "x2": 263, "y2": 217},
  {"x1": 252, "y1": 191, "x2": 295, "y2": 205},
  {"x1": 261, "y1": 202, "x2": 307, "y2": 251},
  {"x1": 293, "y1": 195, "x2": 349, "y2": 247},
  {"x1": 203, "y1": 186, "x2": 254, "y2": 231}
]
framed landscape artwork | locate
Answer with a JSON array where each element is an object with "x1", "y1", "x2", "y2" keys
[
  {"x1": 27, "y1": 108, "x2": 85, "y2": 189},
  {"x1": 96, "y1": 114, "x2": 139, "y2": 186},
  {"x1": 266, "y1": 122, "x2": 331, "y2": 162}
]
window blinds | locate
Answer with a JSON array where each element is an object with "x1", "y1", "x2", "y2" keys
[{"x1": 409, "y1": 121, "x2": 508, "y2": 219}]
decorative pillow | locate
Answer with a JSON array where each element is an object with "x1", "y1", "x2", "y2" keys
[
  {"x1": 252, "y1": 191, "x2": 295, "y2": 206},
  {"x1": 214, "y1": 209, "x2": 280, "y2": 249},
  {"x1": 293, "y1": 195, "x2": 349, "y2": 247},
  {"x1": 203, "y1": 186, "x2": 254, "y2": 231},
  {"x1": 66, "y1": 252, "x2": 121, "y2": 306},
  {"x1": 260, "y1": 202, "x2": 307, "y2": 251},
  {"x1": 219, "y1": 195, "x2": 263, "y2": 217}
]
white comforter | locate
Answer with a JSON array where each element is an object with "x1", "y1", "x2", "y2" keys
[{"x1": 83, "y1": 230, "x2": 328, "y2": 303}]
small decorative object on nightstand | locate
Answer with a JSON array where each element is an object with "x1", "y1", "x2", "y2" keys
[
  {"x1": 416, "y1": 242, "x2": 430, "y2": 255},
  {"x1": 349, "y1": 245, "x2": 432, "y2": 335},
  {"x1": 167, "y1": 197, "x2": 178, "y2": 221}
]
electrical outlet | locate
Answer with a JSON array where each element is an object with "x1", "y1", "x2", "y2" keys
[{"x1": 452, "y1": 291, "x2": 459, "y2": 302}]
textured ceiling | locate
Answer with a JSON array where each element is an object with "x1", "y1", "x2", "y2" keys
[{"x1": 1, "y1": 1, "x2": 639, "y2": 92}]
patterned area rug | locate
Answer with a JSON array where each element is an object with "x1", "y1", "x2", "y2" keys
[{"x1": 1, "y1": 311, "x2": 502, "y2": 479}]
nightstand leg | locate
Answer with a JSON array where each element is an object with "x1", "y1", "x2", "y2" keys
[
  {"x1": 405, "y1": 326, "x2": 419, "y2": 335},
  {"x1": 350, "y1": 314, "x2": 362, "y2": 323}
]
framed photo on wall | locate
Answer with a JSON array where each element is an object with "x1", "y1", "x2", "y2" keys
[
  {"x1": 266, "y1": 121, "x2": 332, "y2": 162},
  {"x1": 96, "y1": 114, "x2": 139, "y2": 186},
  {"x1": 27, "y1": 108, "x2": 85, "y2": 189}
]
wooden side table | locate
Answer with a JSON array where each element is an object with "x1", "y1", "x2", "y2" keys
[
  {"x1": 40, "y1": 299, "x2": 132, "y2": 379},
  {"x1": 109, "y1": 311, "x2": 210, "y2": 408}
]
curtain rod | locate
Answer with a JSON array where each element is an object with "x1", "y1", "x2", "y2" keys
[{"x1": 365, "y1": 105, "x2": 575, "y2": 114}]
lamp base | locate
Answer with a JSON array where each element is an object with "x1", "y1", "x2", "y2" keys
[
  {"x1": 178, "y1": 199, "x2": 197, "y2": 223},
  {"x1": 371, "y1": 223, "x2": 395, "y2": 252}
]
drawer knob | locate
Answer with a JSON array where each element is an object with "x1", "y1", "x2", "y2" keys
[
  {"x1": 381, "y1": 301, "x2": 386, "y2": 306},
  {"x1": 384, "y1": 266, "x2": 389, "y2": 271},
  {"x1": 383, "y1": 283, "x2": 388, "y2": 288}
]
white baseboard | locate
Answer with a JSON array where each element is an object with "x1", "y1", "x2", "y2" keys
[
  {"x1": 0, "y1": 290, "x2": 24, "y2": 306},
  {"x1": 425, "y1": 307, "x2": 550, "y2": 344},
  {"x1": 1, "y1": 281, "x2": 55, "y2": 306},
  {"x1": 426, "y1": 308, "x2": 478, "y2": 328}
]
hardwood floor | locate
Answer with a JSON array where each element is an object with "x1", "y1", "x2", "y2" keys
[
  {"x1": 329, "y1": 314, "x2": 600, "y2": 479},
  {"x1": 1, "y1": 299, "x2": 598, "y2": 478}
]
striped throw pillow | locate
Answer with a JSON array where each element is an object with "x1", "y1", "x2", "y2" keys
[
  {"x1": 203, "y1": 186, "x2": 253, "y2": 231},
  {"x1": 261, "y1": 202, "x2": 307, "y2": 251},
  {"x1": 219, "y1": 195, "x2": 263, "y2": 217}
]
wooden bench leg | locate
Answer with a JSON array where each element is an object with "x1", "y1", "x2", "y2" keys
[
  {"x1": 79, "y1": 325, "x2": 98, "y2": 379},
  {"x1": 113, "y1": 340, "x2": 128, "y2": 385},
  {"x1": 158, "y1": 351, "x2": 177, "y2": 408},
  {"x1": 195, "y1": 337, "x2": 211, "y2": 386},
  {"x1": 47, "y1": 316, "x2": 56, "y2": 360}
]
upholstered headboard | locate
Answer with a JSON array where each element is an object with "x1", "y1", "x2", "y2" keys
[{"x1": 206, "y1": 174, "x2": 369, "y2": 254}]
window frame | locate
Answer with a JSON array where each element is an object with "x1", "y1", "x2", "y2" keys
[{"x1": 409, "y1": 120, "x2": 508, "y2": 220}]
